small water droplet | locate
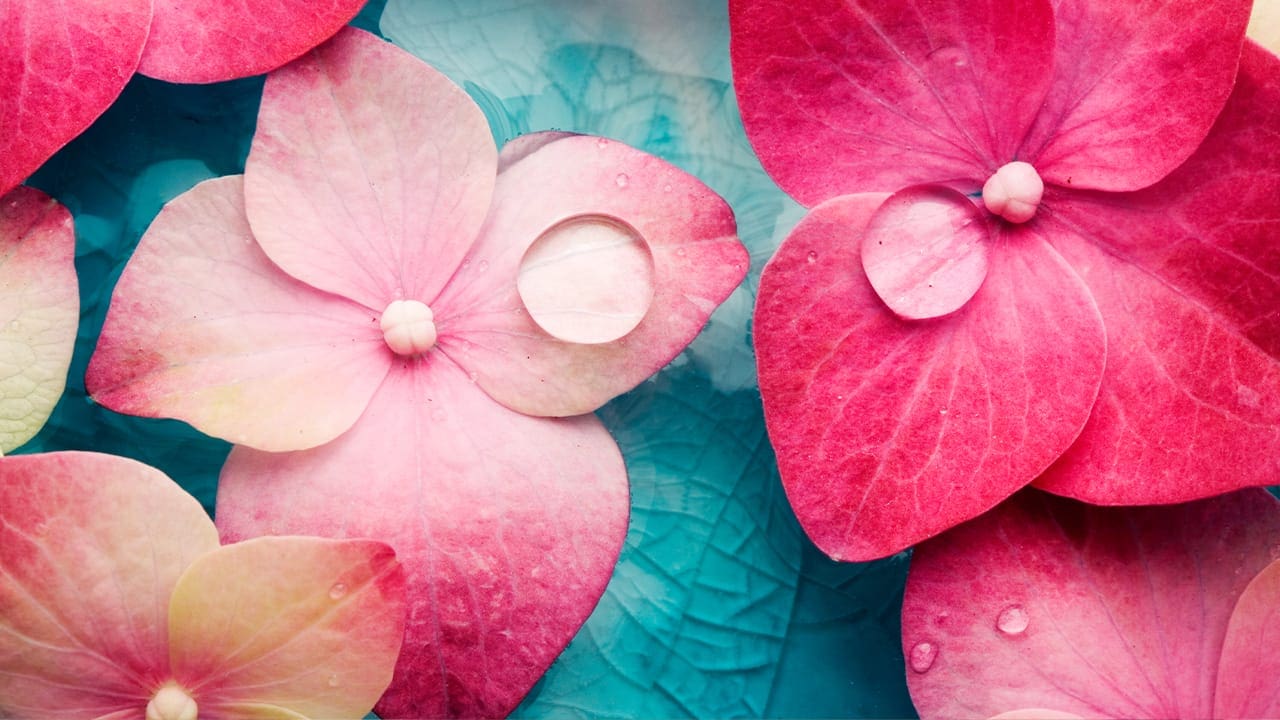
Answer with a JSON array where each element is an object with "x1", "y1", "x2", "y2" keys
[
  {"x1": 996, "y1": 605, "x2": 1029, "y2": 636},
  {"x1": 615, "y1": 173, "x2": 630, "y2": 188},
  {"x1": 909, "y1": 641, "x2": 937, "y2": 673},
  {"x1": 478, "y1": 260, "x2": 489, "y2": 272},
  {"x1": 806, "y1": 251, "x2": 818, "y2": 263},
  {"x1": 327, "y1": 674, "x2": 340, "y2": 688},
  {"x1": 676, "y1": 247, "x2": 686, "y2": 257},
  {"x1": 939, "y1": 408, "x2": 948, "y2": 415},
  {"x1": 328, "y1": 583, "x2": 348, "y2": 600},
  {"x1": 596, "y1": 137, "x2": 609, "y2": 149},
  {"x1": 662, "y1": 183, "x2": 673, "y2": 193}
]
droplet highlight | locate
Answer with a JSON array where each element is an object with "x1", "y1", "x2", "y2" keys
[
  {"x1": 996, "y1": 605, "x2": 1029, "y2": 636},
  {"x1": 328, "y1": 582, "x2": 348, "y2": 600},
  {"x1": 615, "y1": 173, "x2": 630, "y2": 188},
  {"x1": 909, "y1": 641, "x2": 938, "y2": 673}
]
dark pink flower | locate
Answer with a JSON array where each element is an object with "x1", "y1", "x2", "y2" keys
[
  {"x1": 901, "y1": 487, "x2": 1280, "y2": 719},
  {"x1": 87, "y1": 28, "x2": 747, "y2": 718},
  {"x1": 0, "y1": 0, "x2": 366, "y2": 196},
  {"x1": 732, "y1": 0, "x2": 1280, "y2": 560}
]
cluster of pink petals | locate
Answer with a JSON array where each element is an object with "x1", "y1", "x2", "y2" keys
[
  {"x1": 732, "y1": 0, "x2": 1280, "y2": 560},
  {"x1": 0, "y1": 451, "x2": 407, "y2": 720},
  {"x1": 0, "y1": 0, "x2": 366, "y2": 198},
  {"x1": 87, "y1": 27, "x2": 747, "y2": 718},
  {"x1": 902, "y1": 487, "x2": 1280, "y2": 719}
]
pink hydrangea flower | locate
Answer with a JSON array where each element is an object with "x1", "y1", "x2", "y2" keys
[
  {"x1": 732, "y1": 0, "x2": 1280, "y2": 560},
  {"x1": 87, "y1": 27, "x2": 747, "y2": 718},
  {"x1": 901, "y1": 487, "x2": 1280, "y2": 719},
  {"x1": 0, "y1": 187, "x2": 78, "y2": 452},
  {"x1": 0, "y1": 0, "x2": 366, "y2": 197},
  {"x1": 0, "y1": 451, "x2": 407, "y2": 720}
]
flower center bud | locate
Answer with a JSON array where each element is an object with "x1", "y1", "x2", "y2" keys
[
  {"x1": 380, "y1": 299, "x2": 437, "y2": 356},
  {"x1": 981, "y1": 161, "x2": 1044, "y2": 223},
  {"x1": 146, "y1": 683, "x2": 198, "y2": 720}
]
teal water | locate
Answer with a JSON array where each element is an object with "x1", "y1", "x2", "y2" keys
[{"x1": 24, "y1": 1, "x2": 916, "y2": 716}]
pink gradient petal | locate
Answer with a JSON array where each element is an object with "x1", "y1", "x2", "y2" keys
[
  {"x1": 989, "y1": 711, "x2": 1083, "y2": 720},
  {"x1": 729, "y1": 0, "x2": 1055, "y2": 206},
  {"x1": 0, "y1": 452, "x2": 219, "y2": 718},
  {"x1": 1022, "y1": 0, "x2": 1250, "y2": 191},
  {"x1": 244, "y1": 27, "x2": 497, "y2": 310},
  {"x1": 215, "y1": 357, "x2": 629, "y2": 719},
  {"x1": 0, "y1": 187, "x2": 79, "y2": 452},
  {"x1": 902, "y1": 488, "x2": 1280, "y2": 719},
  {"x1": 755, "y1": 194, "x2": 1104, "y2": 561},
  {"x1": 434, "y1": 133, "x2": 746, "y2": 417},
  {"x1": 86, "y1": 176, "x2": 389, "y2": 453},
  {"x1": 1035, "y1": 46, "x2": 1280, "y2": 504},
  {"x1": 137, "y1": 0, "x2": 365, "y2": 83},
  {"x1": 168, "y1": 537, "x2": 406, "y2": 720},
  {"x1": 0, "y1": 0, "x2": 151, "y2": 196},
  {"x1": 860, "y1": 186, "x2": 991, "y2": 320},
  {"x1": 1215, "y1": 557, "x2": 1280, "y2": 717}
]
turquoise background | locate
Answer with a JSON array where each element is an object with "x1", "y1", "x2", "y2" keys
[{"x1": 22, "y1": 1, "x2": 917, "y2": 716}]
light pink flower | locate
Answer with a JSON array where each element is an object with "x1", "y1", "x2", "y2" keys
[
  {"x1": 87, "y1": 27, "x2": 747, "y2": 717},
  {"x1": 902, "y1": 487, "x2": 1280, "y2": 719},
  {"x1": 0, "y1": 451, "x2": 407, "y2": 720},
  {"x1": 733, "y1": 0, "x2": 1280, "y2": 560}
]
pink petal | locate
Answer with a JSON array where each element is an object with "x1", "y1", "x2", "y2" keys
[
  {"x1": 86, "y1": 176, "x2": 388, "y2": 453},
  {"x1": 137, "y1": 0, "x2": 365, "y2": 83},
  {"x1": 755, "y1": 194, "x2": 1104, "y2": 560},
  {"x1": 1022, "y1": 0, "x2": 1251, "y2": 191},
  {"x1": 433, "y1": 133, "x2": 747, "y2": 417},
  {"x1": 860, "y1": 186, "x2": 991, "y2": 320},
  {"x1": 215, "y1": 357, "x2": 629, "y2": 718},
  {"x1": 167, "y1": 536, "x2": 406, "y2": 720},
  {"x1": 902, "y1": 488, "x2": 1280, "y2": 719},
  {"x1": 729, "y1": 0, "x2": 1056, "y2": 206},
  {"x1": 989, "y1": 712, "x2": 1083, "y2": 720},
  {"x1": 1215, "y1": 557, "x2": 1280, "y2": 717},
  {"x1": 244, "y1": 27, "x2": 497, "y2": 311},
  {"x1": 0, "y1": 187, "x2": 78, "y2": 452},
  {"x1": 0, "y1": 0, "x2": 151, "y2": 196},
  {"x1": 0, "y1": 451, "x2": 219, "y2": 718},
  {"x1": 1034, "y1": 45, "x2": 1280, "y2": 504}
]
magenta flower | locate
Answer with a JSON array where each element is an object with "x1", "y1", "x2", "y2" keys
[
  {"x1": 87, "y1": 27, "x2": 746, "y2": 718},
  {"x1": 0, "y1": 0, "x2": 367, "y2": 197},
  {"x1": 0, "y1": 451, "x2": 407, "y2": 720},
  {"x1": 901, "y1": 487, "x2": 1280, "y2": 719},
  {"x1": 732, "y1": 0, "x2": 1280, "y2": 560}
]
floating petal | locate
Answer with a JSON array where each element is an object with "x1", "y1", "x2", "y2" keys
[
  {"x1": 216, "y1": 358, "x2": 629, "y2": 718},
  {"x1": 87, "y1": 176, "x2": 388, "y2": 453},
  {"x1": 1214, "y1": 557, "x2": 1280, "y2": 718},
  {"x1": 0, "y1": 452, "x2": 219, "y2": 718},
  {"x1": 435, "y1": 133, "x2": 746, "y2": 417},
  {"x1": 168, "y1": 537, "x2": 405, "y2": 720},
  {"x1": 244, "y1": 27, "x2": 497, "y2": 311},
  {"x1": 755, "y1": 194, "x2": 1104, "y2": 560},
  {"x1": 902, "y1": 488, "x2": 1280, "y2": 719}
]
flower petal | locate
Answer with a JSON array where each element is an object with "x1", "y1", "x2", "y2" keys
[
  {"x1": 1251, "y1": 2, "x2": 1280, "y2": 55},
  {"x1": 434, "y1": 133, "x2": 747, "y2": 417},
  {"x1": 1022, "y1": 0, "x2": 1251, "y2": 191},
  {"x1": 728, "y1": 0, "x2": 1056, "y2": 206},
  {"x1": 167, "y1": 536, "x2": 405, "y2": 720},
  {"x1": 0, "y1": 187, "x2": 78, "y2": 453},
  {"x1": 137, "y1": 0, "x2": 365, "y2": 83},
  {"x1": 1215, "y1": 557, "x2": 1280, "y2": 718},
  {"x1": 0, "y1": 0, "x2": 151, "y2": 196},
  {"x1": 244, "y1": 27, "x2": 497, "y2": 310},
  {"x1": 0, "y1": 451, "x2": 219, "y2": 718},
  {"x1": 860, "y1": 186, "x2": 991, "y2": 320},
  {"x1": 86, "y1": 176, "x2": 388, "y2": 453},
  {"x1": 901, "y1": 488, "x2": 1280, "y2": 719},
  {"x1": 1035, "y1": 45, "x2": 1280, "y2": 504},
  {"x1": 215, "y1": 357, "x2": 629, "y2": 719},
  {"x1": 755, "y1": 194, "x2": 1104, "y2": 560}
]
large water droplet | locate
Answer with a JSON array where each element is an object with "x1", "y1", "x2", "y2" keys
[
  {"x1": 517, "y1": 214, "x2": 654, "y2": 344},
  {"x1": 909, "y1": 641, "x2": 938, "y2": 673},
  {"x1": 328, "y1": 582, "x2": 348, "y2": 600},
  {"x1": 996, "y1": 605, "x2": 1029, "y2": 636}
]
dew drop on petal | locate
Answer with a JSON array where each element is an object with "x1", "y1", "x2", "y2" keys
[
  {"x1": 909, "y1": 641, "x2": 938, "y2": 673},
  {"x1": 327, "y1": 674, "x2": 340, "y2": 688},
  {"x1": 615, "y1": 173, "x2": 630, "y2": 188},
  {"x1": 328, "y1": 582, "x2": 348, "y2": 600},
  {"x1": 806, "y1": 251, "x2": 818, "y2": 263},
  {"x1": 996, "y1": 605, "x2": 1029, "y2": 636}
]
